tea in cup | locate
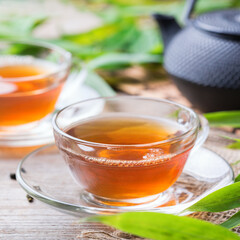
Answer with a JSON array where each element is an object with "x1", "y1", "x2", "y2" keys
[
  {"x1": 0, "y1": 41, "x2": 71, "y2": 128},
  {"x1": 53, "y1": 97, "x2": 208, "y2": 208}
]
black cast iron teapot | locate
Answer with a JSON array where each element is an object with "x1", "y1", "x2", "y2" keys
[{"x1": 154, "y1": 0, "x2": 240, "y2": 112}]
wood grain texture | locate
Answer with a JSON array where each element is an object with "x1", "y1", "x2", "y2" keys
[
  {"x1": 0, "y1": 153, "x2": 133, "y2": 239},
  {"x1": 0, "y1": 143, "x2": 143, "y2": 240}
]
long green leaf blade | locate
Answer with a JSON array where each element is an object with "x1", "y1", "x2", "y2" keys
[
  {"x1": 85, "y1": 71, "x2": 116, "y2": 97},
  {"x1": 235, "y1": 174, "x2": 240, "y2": 183},
  {"x1": 221, "y1": 136, "x2": 240, "y2": 150},
  {"x1": 232, "y1": 160, "x2": 240, "y2": 166},
  {"x1": 221, "y1": 211, "x2": 240, "y2": 229},
  {"x1": 204, "y1": 111, "x2": 240, "y2": 128},
  {"x1": 0, "y1": 15, "x2": 47, "y2": 37},
  {"x1": 87, "y1": 53, "x2": 162, "y2": 70},
  {"x1": 186, "y1": 182, "x2": 240, "y2": 213},
  {"x1": 228, "y1": 142, "x2": 240, "y2": 149},
  {"x1": 87, "y1": 212, "x2": 240, "y2": 240}
]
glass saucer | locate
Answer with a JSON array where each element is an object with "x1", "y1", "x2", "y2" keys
[
  {"x1": 0, "y1": 84, "x2": 100, "y2": 147},
  {"x1": 16, "y1": 144, "x2": 234, "y2": 217}
]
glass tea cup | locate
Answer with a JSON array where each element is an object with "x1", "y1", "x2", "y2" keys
[
  {"x1": 0, "y1": 40, "x2": 71, "y2": 129},
  {"x1": 53, "y1": 96, "x2": 209, "y2": 209}
]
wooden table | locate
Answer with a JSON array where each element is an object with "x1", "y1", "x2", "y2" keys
[
  {"x1": 1, "y1": 81, "x2": 240, "y2": 239},
  {"x1": 0, "y1": 146, "x2": 145, "y2": 240}
]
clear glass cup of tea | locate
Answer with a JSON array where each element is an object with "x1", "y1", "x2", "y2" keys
[
  {"x1": 53, "y1": 96, "x2": 209, "y2": 209},
  {"x1": 0, "y1": 40, "x2": 71, "y2": 130}
]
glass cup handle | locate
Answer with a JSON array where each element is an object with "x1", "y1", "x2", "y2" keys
[{"x1": 191, "y1": 115, "x2": 209, "y2": 154}]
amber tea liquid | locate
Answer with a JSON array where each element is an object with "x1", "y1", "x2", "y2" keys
[
  {"x1": 0, "y1": 57, "x2": 66, "y2": 127},
  {"x1": 58, "y1": 115, "x2": 192, "y2": 204}
]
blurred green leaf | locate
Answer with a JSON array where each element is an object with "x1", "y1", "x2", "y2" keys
[
  {"x1": 50, "y1": 39, "x2": 103, "y2": 60},
  {"x1": 195, "y1": 0, "x2": 240, "y2": 14},
  {"x1": 100, "y1": 22, "x2": 140, "y2": 51},
  {"x1": 234, "y1": 174, "x2": 240, "y2": 183},
  {"x1": 186, "y1": 182, "x2": 240, "y2": 213},
  {"x1": 204, "y1": 111, "x2": 240, "y2": 128},
  {"x1": 0, "y1": 15, "x2": 47, "y2": 37},
  {"x1": 117, "y1": 2, "x2": 184, "y2": 20},
  {"x1": 102, "y1": 0, "x2": 169, "y2": 6},
  {"x1": 128, "y1": 28, "x2": 161, "y2": 54},
  {"x1": 228, "y1": 142, "x2": 240, "y2": 150},
  {"x1": 220, "y1": 211, "x2": 240, "y2": 229},
  {"x1": 68, "y1": 0, "x2": 240, "y2": 24},
  {"x1": 221, "y1": 136, "x2": 240, "y2": 150},
  {"x1": 226, "y1": 136, "x2": 240, "y2": 150},
  {"x1": 87, "y1": 52, "x2": 162, "y2": 70},
  {"x1": 86, "y1": 212, "x2": 240, "y2": 240},
  {"x1": 85, "y1": 71, "x2": 116, "y2": 96},
  {"x1": 62, "y1": 23, "x2": 118, "y2": 45},
  {"x1": 232, "y1": 160, "x2": 240, "y2": 166}
]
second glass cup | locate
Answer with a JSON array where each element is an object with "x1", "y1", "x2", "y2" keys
[
  {"x1": 0, "y1": 40, "x2": 71, "y2": 129},
  {"x1": 53, "y1": 96, "x2": 208, "y2": 208}
]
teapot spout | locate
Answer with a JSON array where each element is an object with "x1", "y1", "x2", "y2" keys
[{"x1": 153, "y1": 14, "x2": 181, "y2": 50}]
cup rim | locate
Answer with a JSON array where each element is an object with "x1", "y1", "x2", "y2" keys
[
  {"x1": 0, "y1": 40, "x2": 72, "y2": 82},
  {"x1": 52, "y1": 96, "x2": 200, "y2": 148}
]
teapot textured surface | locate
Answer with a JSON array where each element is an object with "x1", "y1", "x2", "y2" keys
[
  {"x1": 154, "y1": 8, "x2": 240, "y2": 112},
  {"x1": 165, "y1": 25, "x2": 240, "y2": 89}
]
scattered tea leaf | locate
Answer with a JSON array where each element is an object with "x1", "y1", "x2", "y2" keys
[
  {"x1": 10, "y1": 173, "x2": 16, "y2": 180},
  {"x1": 220, "y1": 211, "x2": 240, "y2": 229},
  {"x1": 204, "y1": 111, "x2": 240, "y2": 128},
  {"x1": 86, "y1": 212, "x2": 240, "y2": 240},
  {"x1": 21, "y1": 168, "x2": 26, "y2": 173},
  {"x1": 186, "y1": 182, "x2": 240, "y2": 213},
  {"x1": 26, "y1": 194, "x2": 34, "y2": 203}
]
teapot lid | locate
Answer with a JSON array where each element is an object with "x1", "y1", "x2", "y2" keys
[{"x1": 194, "y1": 9, "x2": 240, "y2": 37}]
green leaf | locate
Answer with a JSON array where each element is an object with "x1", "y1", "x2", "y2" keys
[
  {"x1": 232, "y1": 160, "x2": 240, "y2": 166},
  {"x1": 50, "y1": 39, "x2": 102, "y2": 60},
  {"x1": 235, "y1": 174, "x2": 240, "y2": 183},
  {"x1": 128, "y1": 28, "x2": 161, "y2": 54},
  {"x1": 228, "y1": 142, "x2": 240, "y2": 150},
  {"x1": 87, "y1": 53, "x2": 162, "y2": 70},
  {"x1": 0, "y1": 15, "x2": 47, "y2": 37},
  {"x1": 204, "y1": 111, "x2": 240, "y2": 128},
  {"x1": 222, "y1": 136, "x2": 240, "y2": 142},
  {"x1": 221, "y1": 136, "x2": 240, "y2": 150},
  {"x1": 220, "y1": 211, "x2": 240, "y2": 229},
  {"x1": 62, "y1": 23, "x2": 119, "y2": 45},
  {"x1": 195, "y1": 0, "x2": 240, "y2": 14},
  {"x1": 186, "y1": 182, "x2": 240, "y2": 213},
  {"x1": 86, "y1": 212, "x2": 240, "y2": 240},
  {"x1": 100, "y1": 22, "x2": 140, "y2": 51},
  {"x1": 85, "y1": 71, "x2": 116, "y2": 97},
  {"x1": 59, "y1": 19, "x2": 164, "y2": 60}
]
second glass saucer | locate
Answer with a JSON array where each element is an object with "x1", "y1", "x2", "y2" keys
[{"x1": 16, "y1": 144, "x2": 234, "y2": 217}]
